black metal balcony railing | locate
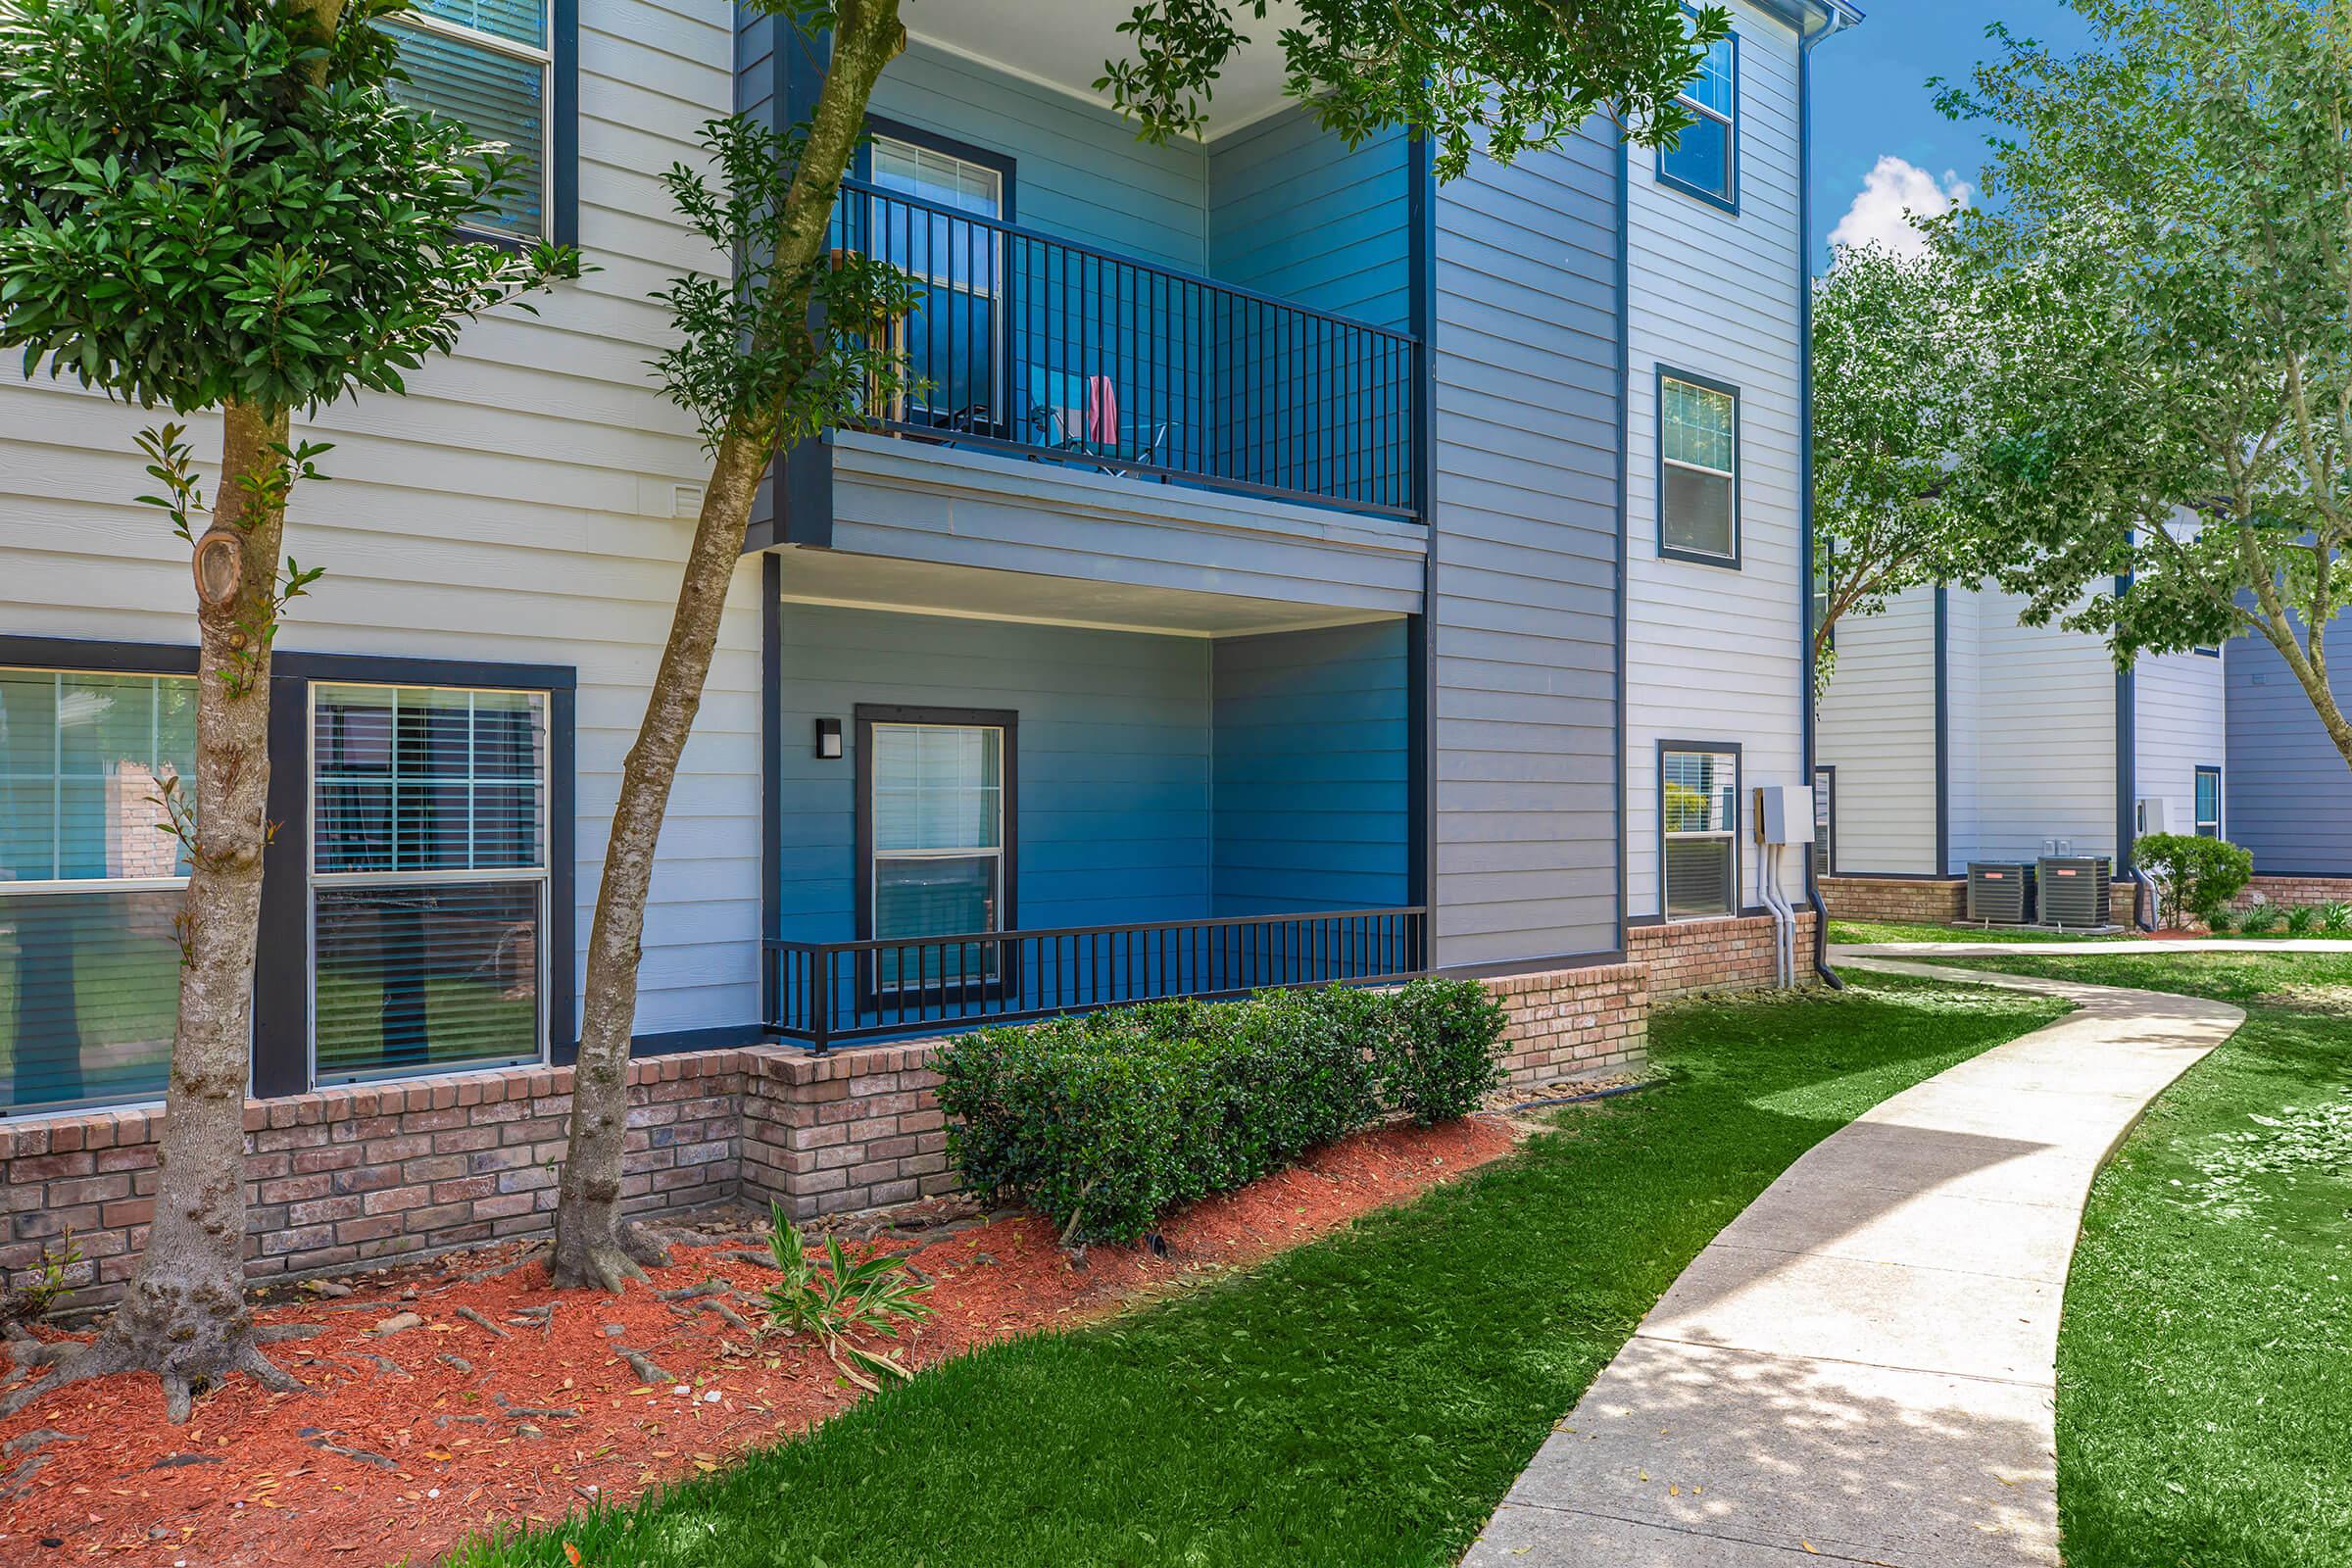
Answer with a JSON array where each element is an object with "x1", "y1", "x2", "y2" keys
[
  {"x1": 763, "y1": 906, "x2": 1428, "y2": 1052},
  {"x1": 830, "y1": 178, "x2": 1421, "y2": 520}
]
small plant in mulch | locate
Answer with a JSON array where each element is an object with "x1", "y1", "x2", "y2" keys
[
  {"x1": 756, "y1": 1202, "x2": 933, "y2": 1389},
  {"x1": 2285, "y1": 904, "x2": 2321, "y2": 936},
  {"x1": 2322, "y1": 900, "x2": 2352, "y2": 934},
  {"x1": 2242, "y1": 903, "x2": 2282, "y2": 935}
]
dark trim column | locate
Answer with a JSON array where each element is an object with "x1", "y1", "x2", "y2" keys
[
  {"x1": 251, "y1": 674, "x2": 311, "y2": 1099},
  {"x1": 1613, "y1": 126, "x2": 1633, "y2": 956},
  {"x1": 1407, "y1": 130, "x2": 1439, "y2": 971},
  {"x1": 1934, "y1": 583, "x2": 1950, "y2": 877},
  {"x1": 760, "y1": 553, "x2": 784, "y2": 1030}
]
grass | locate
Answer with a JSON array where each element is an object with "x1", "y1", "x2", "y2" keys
[
  {"x1": 1828, "y1": 917, "x2": 2132, "y2": 945},
  {"x1": 1931, "y1": 950, "x2": 2352, "y2": 1568},
  {"x1": 450, "y1": 973, "x2": 2069, "y2": 1568}
]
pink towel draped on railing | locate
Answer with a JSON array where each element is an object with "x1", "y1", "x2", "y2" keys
[{"x1": 1085, "y1": 374, "x2": 1120, "y2": 446}]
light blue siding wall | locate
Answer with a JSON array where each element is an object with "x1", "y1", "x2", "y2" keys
[
  {"x1": 1430, "y1": 122, "x2": 1625, "y2": 966},
  {"x1": 772, "y1": 605, "x2": 1213, "y2": 941},
  {"x1": 1207, "y1": 111, "x2": 1410, "y2": 331},
  {"x1": 865, "y1": 40, "x2": 1208, "y2": 270},
  {"x1": 1211, "y1": 622, "x2": 1411, "y2": 914},
  {"x1": 2227, "y1": 610, "x2": 2352, "y2": 874}
]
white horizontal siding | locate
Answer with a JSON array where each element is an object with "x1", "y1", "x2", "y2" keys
[
  {"x1": 1967, "y1": 586, "x2": 2117, "y2": 863},
  {"x1": 1624, "y1": 0, "x2": 1806, "y2": 917},
  {"x1": 0, "y1": 0, "x2": 761, "y2": 1042},
  {"x1": 1816, "y1": 587, "x2": 1938, "y2": 873},
  {"x1": 2135, "y1": 646, "x2": 2226, "y2": 837}
]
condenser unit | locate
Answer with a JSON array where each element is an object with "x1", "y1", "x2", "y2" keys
[
  {"x1": 2037, "y1": 856, "x2": 2113, "y2": 928},
  {"x1": 1967, "y1": 862, "x2": 2037, "y2": 924}
]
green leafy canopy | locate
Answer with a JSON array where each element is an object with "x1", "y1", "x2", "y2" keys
[
  {"x1": 1099, "y1": 0, "x2": 1733, "y2": 180},
  {"x1": 0, "y1": 0, "x2": 570, "y2": 416}
]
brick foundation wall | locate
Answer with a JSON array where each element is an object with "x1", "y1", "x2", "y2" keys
[
  {"x1": 740, "y1": 1044, "x2": 957, "y2": 1221},
  {"x1": 2234, "y1": 873, "x2": 2352, "y2": 910},
  {"x1": 1818, "y1": 875, "x2": 1967, "y2": 924},
  {"x1": 1486, "y1": 963, "x2": 1650, "y2": 1093},
  {"x1": 1628, "y1": 911, "x2": 1820, "y2": 1001},
  {"x1": 1, "y1": 1053, "x2": 745, "y2": 1314}
]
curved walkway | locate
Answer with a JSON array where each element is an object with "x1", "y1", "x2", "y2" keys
[{"x1": 1462, "y1": 953, "x2": 2244, "y2": 1567}]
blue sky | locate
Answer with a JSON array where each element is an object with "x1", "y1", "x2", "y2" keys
[{"x1": 1806, "y1": 1, "x2": 2094, "y2": 268}]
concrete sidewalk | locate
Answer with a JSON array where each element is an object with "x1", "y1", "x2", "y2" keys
[{"x1": 1460, "y1": 958, "x2": 2243, "y2": 1567}]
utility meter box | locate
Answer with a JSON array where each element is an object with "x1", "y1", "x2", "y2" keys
[{"x1": 1752, "y1": 784, "x2": 1812, "y2": 846}]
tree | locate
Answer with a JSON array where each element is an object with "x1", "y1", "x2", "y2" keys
[
  {"x1": 1935, "y1": 0, "x2": 2352, "y2": 775},
  {"x1": 549, "y1": 0, "x2": 1739, "y2": 1289},
  {"x1": 1810, "y1": 240, "x2": 1989, "y2": 682},
  {"x1": 0, "y1": 0, "x2": 564, "y2": 1420}
]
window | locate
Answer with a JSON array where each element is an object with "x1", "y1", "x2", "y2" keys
[
  {"x1": 310, "y1": 684, "x2": 550, "y2": 1083},
  {"x1": 866, "y1": 133, "x2": 1008, "y2": 420},
  {"x1": 858, "y1": 708, "x2": 1013, "y2": 993},
  {"x1": 1812, "y1": 764, "x2": 1836, "y2": 877},
  {"x1": 1812, "y1": 549, "x2": 1834, "y2": 649},
  {"x1": 1657, "y1": 16, "x2": 1737, "y2": 208},
  {"x1": 0, "y1": 666, "x2": 195, "y2": 1114},
  {"x1": 1659, "y1": 371, "x2": 1739, "y2": 564},
  {"x1": 1662, "y1": 746, "x2": 1740, "y2": 919},
  {"x1": 2195, "y1": 766, "x2": 2223, "y2": 839},
  {"x1": 384, "y1": 0, "x2": 557, "y2": 238}
]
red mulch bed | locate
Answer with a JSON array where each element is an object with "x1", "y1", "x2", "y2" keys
[{"x1": 0, "y1": 1117, "x2": 1516, "y2": 1567}]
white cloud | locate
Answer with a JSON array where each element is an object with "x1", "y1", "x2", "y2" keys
[{"x1": 1828, "y1": 156, "x2": 1974, "y2": 258}]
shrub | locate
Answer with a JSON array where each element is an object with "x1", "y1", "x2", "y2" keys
[
  {"x1": 2203, "y1": 906, "x2": 2235, "y2": 934},
  {"x1": 2323, "y1": 901, "x2": 2352, "y2": 933},
  {"x1": 2241, "y1": 902, "x2": 2280, "y2": 934},
  {"x1": 2133, "y1": 833, "x2": 2255, "y2": 927},
  {"x1": 935, "y1": 981, "x2": 1505, "y2": 1243},
  {"x1": 2285, "y1": 904, "x2": 2318, "y2": 935},
  {"x1": 1382, "y1": 978, "x2": 1509, "y2": 1124}
]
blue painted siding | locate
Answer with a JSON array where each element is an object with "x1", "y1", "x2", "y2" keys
[
  {"x1": 865, "y1": 39, "x2": 1208, "y2": 271},
  {"x1": 772, "y1": 604, "x2": 1213, "y2": 942},
  {"x1": 2227, "y1": 609, "x2": 2352, "y2": 873},
  {"x1": 1207, "y1": 110, "x2": 1410, "y2": 331},
  {"x1": 1211, "y1": 622, "x2": 1412, "y2": 913}
]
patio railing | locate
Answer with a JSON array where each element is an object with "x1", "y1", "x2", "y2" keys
[
  {"x1": 830, "y1": 178, "x2": 1421, "y2": 521},
  {"x1": 763, "y1": 906, "x2": 1429, "y2": 1052}
]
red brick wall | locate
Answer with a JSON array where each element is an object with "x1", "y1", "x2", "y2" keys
[
  {"x1": 1818, "y1": 876, "x2": 1967, "y2": 924},
  {"x1": 740, "y1": 1044, "x2": 957, "y2": 1221},
  {"x1": 1486, "y1": 963, "x2": 1649, "y2": 1093},
  {"x1": 1628, "y1": 911, "x2": 1820, "y2": 1001},
  {"x1": 2233, "y1": 874, "x2": 2352, "y2": 910},
  {"x1": 1, "y1": 1054, "x2": 743, "y2": 1313}
]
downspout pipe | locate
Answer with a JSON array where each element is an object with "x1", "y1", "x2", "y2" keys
[{"x1": 1797, "y1": 0, "x2": 1857, "y2": 985}]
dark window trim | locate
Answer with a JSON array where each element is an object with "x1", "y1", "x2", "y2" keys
[
  {"x1": 1812, "y1": 761, "x2": 1837, "y2": 877},
  {"x1": 2195, "y1": 763, "x2": 2225, "y2": 839},
  {"x1": 1655, "y1": 10, "x2": 1740, "y2": 214},
  {"x1": 858, "y1": 116, "x2": 1017, "y2": 223},
  {"x1": 408, "y1": 0, "x2": 577, "y2": 249},
  {"x1": 0, "y1": 634, "x2": 576, "y2": 1101},
  {"x1": 1659, "y1": 737, "x2": 1743, "y2": 922},
  {"x1": 1655, "y1": 364, "x2": 1742, "y2": 569},
  {"x1": 2193, "y1": 644, "x2": 2223, "y2": 658},
  {"x1": 853, "y1": 703, "x2": 1020, "y2": 1011}
]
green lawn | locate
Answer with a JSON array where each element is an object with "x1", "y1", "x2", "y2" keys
[
  {"x1": 1933, "y1": 951, "x2": 2352, "y2": 1568},
  {"x1": 1828, "y1": 917, "x2": 2132, "y2": 946},
  {"x1": 450, "y1": 973, "x2": 2067, "y2": 1568}
]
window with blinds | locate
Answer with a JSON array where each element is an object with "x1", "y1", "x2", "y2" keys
[
  {"x1": 1658, "y1": 19, "x2": 1738, "y2": 206},
  {"x1": 1663, "y1": 747, "x2": 1740, "y2": 920},
  {"x1": 2195, "y1": 766, "x2": 2223, "y2": 839},
  {"x1": 311, "y1": 684, "x2": 549, "y2": 1083},
  {"x1": 868, "y1": 135, "x2": 1006, "y2": 418},
  {"x1": 867, "y1": 720, "x2": 1006, "y2": 991},
  {"x1": 0, "y1": 667, "x2": 196, "y2": 1114},
  {"x1": 1660, "y1": 372, "x2": 1739, "y2": 564},
  {"x1": 383, "y1": 0, "x2": 554, "y2": 238}
]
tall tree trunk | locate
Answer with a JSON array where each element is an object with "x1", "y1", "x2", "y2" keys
[
  {"x1": 549, "y1": 0, "x2": 905, "y2": 1290},
  {"x1": 549, "y1": 431, "x2": 766, "y2": 1290},
  {"x1": 3, "y1": 402, "x2": 307, "y2": 1423}
]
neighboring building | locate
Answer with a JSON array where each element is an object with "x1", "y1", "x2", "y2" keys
[
  {"x1": 1816, "y1": 582, "x2": 2226, "y2": 922},
  {"x1": 0, "y1": 0, "x2": 1857, "y2": 1292},
  {"x1": 2226, "y1": 607, "x2": 2352, "y2": 888}
]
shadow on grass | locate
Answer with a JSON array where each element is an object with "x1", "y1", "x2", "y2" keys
[{"x1": 447, "y1": 975, "x2": 2068, "y2": 1568}]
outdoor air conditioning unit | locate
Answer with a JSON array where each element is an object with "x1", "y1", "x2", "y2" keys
[
  {"x1": 2037, "y1": 855, "x2": 2113, "y2": 928},
  {"x1": 1967, "y1": 861, "x2": 2037, "y2": 924}
]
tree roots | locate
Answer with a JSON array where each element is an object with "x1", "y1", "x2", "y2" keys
[
  {"x1": 549, "y1": 1220, "x2": 671, "y2": 1294},
  {"x1": 0, "y1": 1331, "x2": 308, "y2": 1425}
]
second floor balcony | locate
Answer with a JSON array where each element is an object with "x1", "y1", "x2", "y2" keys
[{"x1": 792, "y1": 10, "x2": 1423, "y2": 526}]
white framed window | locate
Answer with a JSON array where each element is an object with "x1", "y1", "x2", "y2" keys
[
  {"x1": 860, "y1": 712, "x2": 1011, "y2": 993},
  {"x1": 0, "y1": 667, "x2": 196, "y2": 1114},
  {"x1": 1812, "y1": 764, "x2": 1836, "y2": 877},
  {"x1": 1659, "y1": 370, "x2": 1740, "y2": 564},
  {"x1": 384, "y1": 0, "x2": 555, "y2": 238},
  {"x1": 310, "y1": 683, "x2": 550, "y2": 1084},
  {"x1": 2195, "y1": 766, "x2": 2223, "y2": 839},
  {"x1": 868, "y1": 135, "x2": 1006, "y2": 420},
  {"x1": 1657, "y1": 16, "x2": 1738, "y2": 208},
  {"x1": 1663, "y1": 746, "x2": 1740, "y2": 920}
]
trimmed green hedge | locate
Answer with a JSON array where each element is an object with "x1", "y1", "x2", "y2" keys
[{"x1": 936, "y1": 980, "x2": 1506, "y2": 1243}]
